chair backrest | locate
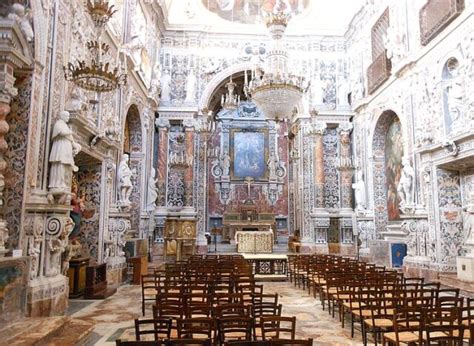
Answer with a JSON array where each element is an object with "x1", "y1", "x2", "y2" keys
[
  {"x1": 253, "y1": 303, "x2": 283, "y2": 319},
  {"x1": 214, "y1": 303, "x2": 251, "y2": 318},
  {"x1": 134, "y1": 318, "x2": 172, "y2": 341},
  {"x1": 116, "y1": 340, "x2": 162, "y2": 346},
  {"x1": 217, "y1": 316, "x2": 253, "y2": 343},
  {"x1": 177, "y1": 317, "x2": 214, "y2": 340},
  {"x1": 270, "y1": 339, "x2": 313, "y2": 346},
  {"x1": 260, "y1": 316, "x2": 296, "y2": 340},
  {"x1": 164, "y1": 338, "x2": 212, "y2": 346}
]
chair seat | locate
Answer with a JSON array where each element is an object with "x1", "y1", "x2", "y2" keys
[
  {"x1": 337, "y1": 294, "x2": 350, "y2": 300},
  {"x1": 364, "y1": 318, "x2": 393, "y2": 328},
  {"x1": 352, "y1": 309, "x2": 371, "y2": 317},
  {"x1": 384, "y1": 331, "x2": 420, "y2": 343},
  {"x1": 343, "y1": 302, "x2": 360, "y2": 309}
]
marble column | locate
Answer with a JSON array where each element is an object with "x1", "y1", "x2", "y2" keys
[
  {"x1": 183, "y1": 118, "x2": 195, "y2": 207},
  {"x1": 338, "y1": 122, "x2": 354, "y2": 210},
  {"x1": 312, "y1": 121, "x2": 327, "y2": 209},
  {"x1": 155, "y1": 118, "x2": 170, "y2": 207}
]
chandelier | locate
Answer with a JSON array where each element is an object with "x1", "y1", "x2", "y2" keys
[
  {"x1": 245, "y1": 3, "x2": 307, "y2": 122},
  {"x1": 64, "y1": 0, "x2": 127, "y2": 92}
]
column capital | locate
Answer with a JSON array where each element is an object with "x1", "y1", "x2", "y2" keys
[
  {"x1": 182, "y1": 118, "x2": 196, "y2": 130},
  {"x1": 337, "y1": 122, "x2": 353, "y2": 135},
  {"x1": 155, "y1": 117, "x2": 170, "y2": 129},
  {"x1": 311, "y1": 120, "x2": 327, "y2": 136}
]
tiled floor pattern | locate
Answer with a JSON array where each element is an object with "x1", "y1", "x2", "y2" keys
[{"x1": 70, "y1": 281, "x2": 369, "y2": 345}]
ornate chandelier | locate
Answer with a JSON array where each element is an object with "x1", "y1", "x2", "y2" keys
[
  {"x1": 64, "y1": 0, "x2": 126, "y2": 92},
  {"x1": 245, "y1": 3, "x2": 308, "y2": 122}
]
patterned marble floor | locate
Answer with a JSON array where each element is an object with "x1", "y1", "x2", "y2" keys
[{"x1": 70, "y1": 281, "x2": 371, "y2": 345}]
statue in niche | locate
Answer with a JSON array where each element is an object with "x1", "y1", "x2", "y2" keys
[
  {"x1": 69, "y1": 183, "x2": 85, "y2": 240},
  {"x1": 445, "y1": 59, "x2": 465, "y2": 131},
  {"x1": 397, "y1": 157, "x2": 416, "y2": 212},
  {"x1": 220, "y1": 151, "x2": 231, "y2": 177},
  {"x1": 160, "y1": 69, "x2": 171, "y2": 102},
  {"x1": 45, "y1": 226, "x2": 69, "y2": 277},
  {"x1": 352, "y1": 171, "x2": 367, "y2": 211},
  {"x1": 122, "y1": 35, "x2": 144, "y2": 71},
  {"x1": 337, "y1": 79, "x2": 350, "y2": 107},
  {"x1": 118, "y1": 153, "x2": 136, "y2": 207},
  {"x1": 383, "y1": 25, "x2": 405, "y2": 64},
  {"x1": 8, "y1": 3, "x2": 34, "y2": 42},
  {"x1": 146, "y1": 167, "x2": 158, "y2": 211},
  {"x1": 185, "y1": 68, "x2": 197, "y2": 103},
  {"x1": 48, "y1": 111, "x2": 81, "y2": 203}
]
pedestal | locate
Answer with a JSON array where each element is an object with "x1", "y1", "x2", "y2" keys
[
  {"x1": 68, "y1": 257, "x2": 90, "y2": 298},
  {"x1": 457, "y1": 257, "x2": 474, "y2": 282}
]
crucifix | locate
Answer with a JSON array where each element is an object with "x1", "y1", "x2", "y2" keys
[{"x1": 244, "y1": 177, "x2": 254, "y2": 200}]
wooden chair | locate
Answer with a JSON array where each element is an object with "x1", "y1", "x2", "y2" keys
[
  {"x1": 177, "y1": 317, "x2": 214, "y2": 342},
  {"x1": 381, "y1": 307, "x2": 423, "y2": 346},
  {"x1": 270, "y1": 339, "x2": 313, "y2": 346},
  {"x1": 425, "y1": 324, "x2": 464, "y2": 345},
  {"x1": 164, "y1": 338, "x2": 212, "y2": 346},
  {"x1": 135, "y1": 318, "x2": 172, "y2": 341},
  {"x1": 142, "y1": 274, "x2": 160, "y2": 316},
  {"x1": 260, "y1": 316, "x2": 296, "y2": 341},
  {"x1": 214, "y1": 303, "x2": 252, "y2": 318},
  {"x1": 217, "y1": 316, "x2": 254, "y2": 344},
  {"x1": 116, "y1": 341, "x2": 161, "y2": 346}
]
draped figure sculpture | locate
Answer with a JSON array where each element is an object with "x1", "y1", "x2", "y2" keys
[
  {"x1": 397, "y1": 157, "x2": 416, "y2": 212},
  {"x1": 48, "y1": 111, "x2": 81, "y2": 203},
  {"x1": 118, "y1": 154, "x2": 136, "y2": 207}
]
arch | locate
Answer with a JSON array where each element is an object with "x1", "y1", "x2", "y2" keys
[
  {"x1": 124, "y1": 104, "x2": 143, "y2": 154},
  {"x1": 199, "y1": 62, "x2": 256, "y2": 110},
  {"x1": 371, "y1": 110, "x2": 404, "y2": 235}
]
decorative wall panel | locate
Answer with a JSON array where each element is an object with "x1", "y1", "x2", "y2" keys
[{"x1": 323, "y1": 129, "x2": 340, "y2": 209}]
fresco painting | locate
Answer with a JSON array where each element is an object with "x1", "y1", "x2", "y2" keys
[{"x1": 385, "y1": 118, "x2": 403, "y2": 221}]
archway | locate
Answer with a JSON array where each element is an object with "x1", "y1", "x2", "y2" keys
[{"x1": 372, "y1": 110, "x2": 404, "y2": 235}]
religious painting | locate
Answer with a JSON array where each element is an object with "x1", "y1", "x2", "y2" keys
[
  {"x1": 384, "y1": 118, "x2": 403, "y2": 221},
  {"x1": 201, "y1": 0, "x2": 309, "y2": 24},
  {"x1": 231, "y1": 129, "x2": 268, "y2": 180}
]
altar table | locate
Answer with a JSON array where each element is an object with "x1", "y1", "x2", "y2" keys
[{"x1": 235, "y1": 230, "x2": 273, "y2": 253}]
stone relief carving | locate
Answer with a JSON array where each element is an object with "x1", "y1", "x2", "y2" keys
[
  {"x1": 443, "y1": 58, "x2": 466, "y2": 135},
  {"x1": 401, "y1": 218, "x2": 430, "y2": 258},
  {"x1": 352, "y1": 170, "x2": 367, "y2": 212},
  {"x1": 7, "y1": 3, "x2": 34, "y2": 43},
  {"x1": 146, "y1": 167, "x2": 158, "y2": 212}
]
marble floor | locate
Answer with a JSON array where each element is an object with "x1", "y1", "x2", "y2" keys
[{"x1": 69, "y1": 281, "x2": 371, "y2": 346}]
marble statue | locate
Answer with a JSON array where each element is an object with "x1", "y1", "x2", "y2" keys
[
  {"x1": 446, "y1": 61, "x2": 465, "y2": 129},
  {"x1": 123, "y1": 35, "x2": 144, "y2": 71},
  {"x1": 150, "y1": 63, "x2": 161, "y2": 100},
  {"x1": 161, "y1": 69, "x2": 171, "y2": 102},
  {"x1": 185, "y1": 68, "x2": 197, "y2": 103},
  {"x1": 268, "y1": 156, "x2": 277, "y2": 180},
  {"x1": 397, "y1": 157, "x2": 416, "y2": 211},
  {"x1": 220, "y1": 151, "x2": 231, "y2": 177},
  {"x1": 146, "y1": 167, "x2": 158, "y2": 211},
  {"x1": 352, "y1": 171, "x2": 367, "y2": 211},
  {"x1": 118, "y1": 154, "x2": 136, "y2": 206},
  {"x1": 48, "y1": 111, "x2": 81, "y2": 201},
  {"x1": 337, "y1": 79, "x2": 349, "y2": 107},
  {"x1": 45, "y1": 227, "x2": 69, "y2": 277},
  {"x1": 8, "y1": 3, "x2": 34, "y2": 42},
  {"x1": 28, "y1": 236, "x2": 41, "y2": 280},
  {"x1": 383, "y1": 25, "x2": 405, "y2": 64}
]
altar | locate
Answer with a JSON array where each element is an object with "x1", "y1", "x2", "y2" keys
[{"x1": 235, "y1": 230, "x2": 273, "y2": 253}]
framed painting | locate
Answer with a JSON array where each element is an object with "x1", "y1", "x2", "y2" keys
[{"x1": 230, "y1": 129, "x2": 268, "y2": 180}]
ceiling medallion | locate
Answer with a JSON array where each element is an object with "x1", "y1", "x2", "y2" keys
[{"x1": 64, "y1": 0, "x2": 126, "y2": 93}]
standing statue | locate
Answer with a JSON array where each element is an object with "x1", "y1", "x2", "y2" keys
[
  {"x1": 8, "y1": 3, "x2": 34, "y2": 42},
  {"x1": 397, "y1": 157, "x2": 416, "y2": 210},
  {"x1": 149, "y1": 63, "x2": 162, "y2": 100},
  {"x1": 118, "y1": 154, "x2": 136, "y2": 206},
  {"x1": 352, "y1": 171, "x2": 367, "y2": 211},
  {"x1": 161, "y1": 69, "x2": 171, "y2": 102},
  {"x1": 146, "y1": 167, "x2": 158, "y2": 211},
  {"x1": 28, "y1": 237, "x2": 41, "y2": 280},
  {"x1": 185, "y1": 68, "x2": 197, "y2": 103},
  {"x1": 220, "y1": 151, "x2": 231, "y2": 177},
  {"x1": 45, "y1": 227, "x2": 69, "y2": 277},
  {"x1": 48, "y1": 111, "x2": 81, "y2": 202},
  {"x1": 446, "y1": 60, "x2": 464, "y2": 129},
  {"x1": 268, "y1": 156, "x2": 277, "y2": 180}
]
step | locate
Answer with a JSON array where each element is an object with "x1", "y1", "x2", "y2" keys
[{"x1": 0, "y1": 316, "x2": 94, "y2": 346}]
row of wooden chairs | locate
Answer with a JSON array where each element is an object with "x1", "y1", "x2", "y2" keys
[
  {"x1": 289, "y1": 254, "x2": 474, "y2": 346},
  {"x1": 116, "y1": 339, "x2": 313, "y2": 345}
]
